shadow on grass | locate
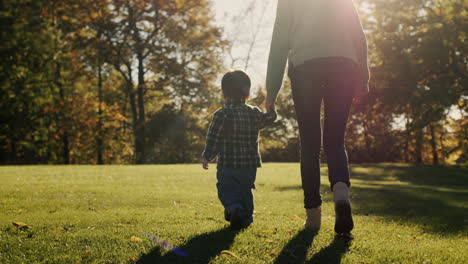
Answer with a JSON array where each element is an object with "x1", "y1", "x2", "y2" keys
[
  {"x1": 273, "y1": 229, "x2": 352, "y2": 264},
  {"x1": 137, "y1": 227, "x2": 239, "y2": 264},
  {"x1": 306, "y1": 235, "x2": 352, "y2": 264},
  {"x1": 350, "y1": 183, "x2": 466, "y2": 234},
  {"x1": 273, "y1": 165, "x2": 468, "y2": 235},
  {"x1": 273, "y1": 228, "x2": 317, "y2": 264},
  {"x1": 352, "y1": 164, "x2": 468, "y2": 189},
  {"x1": 352, "y1": 164, "x2": 467, "y2": 235}
]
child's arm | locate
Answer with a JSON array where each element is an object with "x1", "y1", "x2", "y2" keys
[
  {"x1": 256, "y1": 107, "x2": 278, "y2": 130},
  {"x1": 201, "y1": 110, "x2": 226, "y2": 168}
]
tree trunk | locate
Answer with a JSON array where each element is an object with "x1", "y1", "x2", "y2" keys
[
  {"x1": 126, "y1": 80, "x2": 141, "y2": 164},
  {"x1": 415, "y1": 128, "x2": 424, "y2": 165},
  {"x1": 136, "y1": 53, "x2": 146, "y2": 164},
  {"x1": 62, "y1": 132, "x2": 70, "y2": 164},
  {"x1": 113, "y1": 63, "x2": 141, "y2": 164},
  {"x1": 363, "y1": 118, "x2": 372, "y2": 162},
  {"x1": 439, "y1": 127, "x2": 446, "y2": 165},
  {"x1": 9, "y1": 139, "x2": 17, "y2": 164},
  {"x1": 429, "y1": 123, "x2": 439, "y2": 165},
  {"x1": 96, "y1": 61, "x2": 104, "y2": 165},
  {"x1": 55, "y1": 62, "x2": 70, "y2": 164},
  {"x1": 403, "y1": 113, "x2": 411, "y2": 163}
]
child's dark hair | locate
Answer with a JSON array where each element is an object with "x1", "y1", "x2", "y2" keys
[{"x1": 221, "y1": 70, "x2": 251, "y2": 99}]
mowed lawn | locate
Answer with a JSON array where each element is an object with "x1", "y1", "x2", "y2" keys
[{"x1": 0, "y1": 164, "x2": 467, "y2": 264}]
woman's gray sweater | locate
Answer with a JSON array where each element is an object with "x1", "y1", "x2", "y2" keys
[{"x1": 266, "y1": 0, "x2": 370, "y2": 102}]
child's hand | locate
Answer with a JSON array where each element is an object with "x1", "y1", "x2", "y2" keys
[{"x1": 202, "y1": 158, "x2": 209, "y2": 170}]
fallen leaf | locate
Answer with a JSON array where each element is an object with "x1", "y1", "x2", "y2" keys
[
  {"x1": 13, "y1": 221, "x2": 27, "y2": 227},
  {"x1": 269, "y1": 249, "x2": 278, "y2": 255},
  {"x1": 264, "y1": 239, "x2": 274, "y2": 243},
  {"x1": 131, "y1": 236, "x2": 143, "y2": 243},
  {"x1": 12, "y1": 222, "x2": 31, "y2": 229},
  {"x1": 51, "y1": 228, "x2": 62, "y2": 234},
  {"x1": 220, "y1": 250, "x2": 239, "y2": 259}
]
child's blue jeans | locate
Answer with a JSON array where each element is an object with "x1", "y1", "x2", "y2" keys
[{"x1": 216, "y1": 168, "x2": 257, "y2": 224}]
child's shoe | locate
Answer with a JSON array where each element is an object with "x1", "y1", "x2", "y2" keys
[
  {"x1": 229, "y1": 208, "x2": 244, "y2": 230},
  {"x1": 304, "y1": 207, "x2": 321, "y2": 230},
  {"x1": 241, "y1": 215, "x2": 253, "y2": 229}
]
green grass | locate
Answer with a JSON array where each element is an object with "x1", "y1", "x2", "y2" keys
[{"x1": 0, "y1": 163, "x2": 467, "y2": 263}]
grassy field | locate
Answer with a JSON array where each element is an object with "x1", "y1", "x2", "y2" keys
[{"x1": 0, "y1": 163, "x2": 467, "y2": 264}]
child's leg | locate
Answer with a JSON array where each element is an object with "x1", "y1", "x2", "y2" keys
[
  {"x1": 216, "y1": 168, "x2": 243, "y2": 221},
  {"x1": 238, "y1": 168, "x2": 257, "y2": 224}
]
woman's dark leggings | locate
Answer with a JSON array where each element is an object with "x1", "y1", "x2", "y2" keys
[{"x1": 288, "y1": 57, "x2": 360, "y2": 209}]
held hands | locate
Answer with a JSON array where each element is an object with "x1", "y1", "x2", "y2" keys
[
  {"x1": 352, "y1": 88, "x2": 369, "y2": 104},
  {"x1": 265, "y1": 100, "x2": 275, "y2": 111},
  {"x1": 353, "y1": 81, "x2": 370, "y2": 104},
  {"x1": 202, "y1": 158, "x2": 209, "y2": 170}
]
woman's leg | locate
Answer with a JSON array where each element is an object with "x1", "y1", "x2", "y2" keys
[
  {"x1": 322, "y1": 87, "x2": 353, "y2": 190},
  {"x1": 322, "y1": 57, "x2": 359, "y2": 234},
  {"x1": 289, "y1": 61, "x2": 324, "y2": 210},
  {"x1": 322, "y1": 58, "x2": 357, "y2": 190}
]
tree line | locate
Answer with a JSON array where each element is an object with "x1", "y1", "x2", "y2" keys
[{"x1": 0, "y1": 0, "x2": 466, "y2": 165}]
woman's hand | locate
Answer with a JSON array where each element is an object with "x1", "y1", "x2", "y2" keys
[
  {"x1": 353, "y1": 83, "x2": 369, "y2": 104},
  {"x1": 353, "y1": 90, "x2": 368, "y2": 104},
  {"x1": 265, "y1": 100, "x2": 275, "y2": 111}
]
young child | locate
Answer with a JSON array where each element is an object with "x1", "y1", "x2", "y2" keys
[{"x1": 202, "y1": 70, "x2": 277, "y2": 230}]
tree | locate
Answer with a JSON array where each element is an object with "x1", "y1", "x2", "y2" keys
[
  {"x1": 357, "y1": 0, "x2": 467, "y2": 164},
  {"x1": 93, "y1": 0, "x2": 226, "y2": 163},
  {"x1": 0, "y1": 0, "x2": 57, "y2": 163}
]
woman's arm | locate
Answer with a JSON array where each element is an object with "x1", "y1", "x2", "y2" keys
[
  {"x1": 265, "y1": 0, "x2": 290, "y2": 106},
  {"x1": 347, "y1": 0, "x2": 370, "y2": 95}
]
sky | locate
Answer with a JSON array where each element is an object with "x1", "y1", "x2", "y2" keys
[{"x1": 211, "y1": 0, "x2": 277, "y2": 91}]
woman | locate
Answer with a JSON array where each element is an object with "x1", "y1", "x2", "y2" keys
[{"x1": 265, "y1": 0, "x2": 370, "y2": 234}]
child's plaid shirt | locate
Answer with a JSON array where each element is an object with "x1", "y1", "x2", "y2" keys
[{"x1": 202, "y1": 98, "x2": 278, "y2": 168}]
